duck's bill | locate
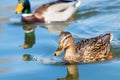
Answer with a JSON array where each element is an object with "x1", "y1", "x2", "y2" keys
[
  {"x1": 54, "y1": 48, "x2": 63, "y2": 56},
  {"x1": 54, "y1": 43, "x2": 65, "y2": 56},
  {"x1": 15, "y1": 2, "x2": 24, "y2": 14},
  {"x1": 22, "y1": 54, "x2": 32, "y2": 61}
]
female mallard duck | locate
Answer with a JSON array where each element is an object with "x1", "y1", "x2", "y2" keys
[
  {"x1": 15, "y1": 0, "x2": 81, "y2": 23},
  {"x1": 54, "y1": 32, "x2": 113, "y2": 64}
]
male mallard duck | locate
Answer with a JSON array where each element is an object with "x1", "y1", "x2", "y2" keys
[
  {"x1": 15, "y1": 0, "x2": 81, "y2": 23},
  {"x1": 54, "y1": 32, "x2": 113, "y2": 64}
]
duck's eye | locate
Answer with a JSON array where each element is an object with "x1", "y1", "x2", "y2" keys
[{"x1": 58, "y1": 43, "x2": 63, "y2": 50}]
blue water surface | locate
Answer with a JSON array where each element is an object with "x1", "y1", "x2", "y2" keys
[{"x1": 0, "y1": 0, "x2": 120, "y2": 80}]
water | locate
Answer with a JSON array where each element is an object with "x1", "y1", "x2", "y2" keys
[{"x1": 0, "y1": 0, "x2": 120, "y2": 80}]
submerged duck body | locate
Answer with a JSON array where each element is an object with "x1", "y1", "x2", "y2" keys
[
  {"x1": 15, "y1": 0, "x2": 80, "y2": 23},
  {"x1": 54, "y1": 32, "x2": 113, "y2": 64}
]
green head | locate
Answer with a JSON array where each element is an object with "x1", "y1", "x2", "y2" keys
[{"x1": 15, "y1": 0, "x2": 31, "y2": 14}]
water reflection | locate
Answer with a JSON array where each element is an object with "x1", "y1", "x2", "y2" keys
[
  {"x1": 43, "y1": 22, "x2": 70, "y2": 34},
  {"x1": 0, "y1": 58, "x2": 17, "y2": 64},
  {"x1": 0, "y1": 58, "x2": 18, "y2": 74},
  {"x1": 111, "y1": 46, "x2": 120, "y2": 58},
  {"x1": 0, "y1": 68, "x2": 12, "y2": 74},
  {"x1": 21, "y1": 22, "x2": 70, "y2": 49},
  {"x1": 22, "y1": 23, "x2": 36, "y2": 49},
  {"x1": 22, "y1": 54, "x2": 79, "y2": 80},
  {"x1": 22, "y1": 54, "x2": 63, "y2": 64},
  {"x1": 57, "y1": 64, "x2": 79, "y2": 80}
]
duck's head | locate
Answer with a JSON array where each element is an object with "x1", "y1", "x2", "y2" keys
[
  {"x1": 15, "y1": 0, "x2": 31, "y2": 14},
  {"x1": 54, "y1": 32, "x2": 75, "y2": 56}
]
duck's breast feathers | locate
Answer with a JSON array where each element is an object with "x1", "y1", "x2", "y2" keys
[{"x1": 22, "y1": 14, "x2": 45, "y2": 23}]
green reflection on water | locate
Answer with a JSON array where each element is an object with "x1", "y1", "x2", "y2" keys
[{"x1": 22, "y1": 23, "x2": 36, "y2": 49}]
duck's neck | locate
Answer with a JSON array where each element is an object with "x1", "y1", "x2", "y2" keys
[
  {"x1": 64, "y1": 43, "x2": 77, "y2": 63},
  {"x1": 22, "y1": 9, "x2": 31, "y2": 14},
  {"x1": 22, "y1": 0, "x2": 31, "y2": 14},
  {"x1": 65, "y1": 45, "x2": 76, "y2": 56}
]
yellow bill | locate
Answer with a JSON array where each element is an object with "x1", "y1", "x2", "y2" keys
[{"x1": 15, "y1": 3, "x2": 24, "y2": 14}]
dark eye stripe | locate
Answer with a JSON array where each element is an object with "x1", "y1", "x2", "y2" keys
[{"x1": 62, "y1": 35, "x2": 72, "y2": 43}]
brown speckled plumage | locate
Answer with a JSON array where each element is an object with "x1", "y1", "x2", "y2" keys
[{"x1": 54, "y1": 32, "x2": 113, "y2": 64}]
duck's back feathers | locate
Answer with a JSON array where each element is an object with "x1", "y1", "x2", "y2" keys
[
  {"x1": 33, "y1": 0, "x2": 78, "y2": 22},
  {"x1": 34, "y1": 1, "x2": 59, "y2": 15},
  {"x1": 76, "y1": 33, "x2": 113, "y2": 62},
  {"x1": 34, "y1": 1, "x2": 76, "y2": 15}
]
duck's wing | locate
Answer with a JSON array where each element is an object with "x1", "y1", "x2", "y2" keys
[
  {"x1": 33, "y1": 1, "x2": 59, "y2": 16},
  {"x1": 76, "y1": 33, "x2": 113, "y2": 62},
  {"x1": 46, "y1": 1, "x2": 76, "y2": 12},
  {"x1": 33, "y1": 1, "x2": 76, "y2": 15}
]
